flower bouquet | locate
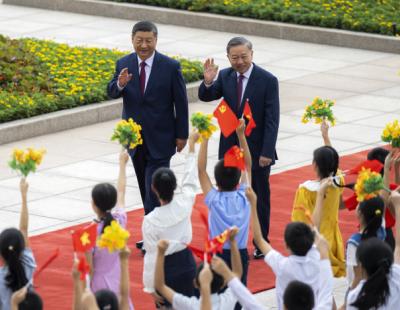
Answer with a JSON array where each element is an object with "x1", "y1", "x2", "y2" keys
[
  {"x1": 97, "y1": 220, "x2": 130, "y2": 253},
  {"x1": 9, "y1": 148, "x2": 46, "y2": 177},
  {"x1": 301, "y1": 97, "x2": 336, "y2": 126},
  {"x1": 381, "y1": 120, "x2": 400, "y2": 148},
  {"x1": 190, "y1": 112, "x2": 217, "y2": 142},
  {"x1": 354, "y1": 167, "x2": 389, "y2": 202},
  {"x1": 111, "y1": 118, "x2": 143, "y2": 149}
]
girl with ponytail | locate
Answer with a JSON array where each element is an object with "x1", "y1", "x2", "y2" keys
[
  {"x1": 346, "y1": 189, "x2": 400, "y2": 310},
  {"x1": 89, "y1": 150, "x2": 133, "y2": 309},
  {"x1": 292, "y1": 120, "x2": 346, "y2": 277},
  {"x1": 0, "y1": 179, "x2": 36, "y2": 310},
  {"x1": 346, "y1": 197, "x2": 385, "y2": 289}
]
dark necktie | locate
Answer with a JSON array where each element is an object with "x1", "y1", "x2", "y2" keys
[
  {"x1": 237, "y1": 74, "x2": 245, "y2": 111},
  {"x1": 139, "y1": 61, "x2": 146, "y2": 96}
]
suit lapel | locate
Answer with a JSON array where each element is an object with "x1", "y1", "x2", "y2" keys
[{"x1": 143, "y1": 51, "x2": 160, "y2": 98}]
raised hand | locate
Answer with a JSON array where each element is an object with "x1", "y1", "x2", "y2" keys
[
  {"x1": 157, "y1": 239, "x2": 169, "y2": 253},
  {"x1": 119, "y1": 149, "x2": 130, "y2": 166},
  {"x1": 236, "y1": 119, "x2": 245, "y2": 137},
  {"x1": 203, "y1": 58, "x2": 218, "y2": 85},
  {"x1": 118, "y1": 68, "x2": 133, "y2": 88}
]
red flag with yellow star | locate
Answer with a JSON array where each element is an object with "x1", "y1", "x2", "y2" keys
[
  {"x1": 71, "y1": 223, "x2": 97, "y2": 253},
  {"x1": 213, "y1": 99, "x2": 239, "y2": 138},
  {"x1": 243, "y1": 99, "x2": 256, "y2": 136},
  {"x1": 224, "y1": 145, "x2": 245, "y2": 170}
]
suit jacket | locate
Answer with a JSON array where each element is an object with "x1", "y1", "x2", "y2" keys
[
  {"x1": 198, "y1": 64, "x2": 279, "y2": 166},
  {"x1": 107, "y1": 51, "x2": 189, "y2": 159}
]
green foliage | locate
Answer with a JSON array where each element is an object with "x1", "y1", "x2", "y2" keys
[
  {"x1": 106, "y1": 0, "x2": 400, "y2": 36},
  {"x1": 0, "y1": 35, "x2": 203, "y2": 123}
]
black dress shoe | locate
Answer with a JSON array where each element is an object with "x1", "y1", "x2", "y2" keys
[
  {"x1": 253, "y1": 248, "x2": 265, "y2": 259},
  {"x1": 136, "y1": 240, "x2": 144, "y2": 249}
]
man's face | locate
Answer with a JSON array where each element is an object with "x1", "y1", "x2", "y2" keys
[
  {"x1": 132, "y1": 31, "x2": 157, "y2": 60},
  {"x1": 227, "y1": 44, "x2": 253, "y2": 74}
]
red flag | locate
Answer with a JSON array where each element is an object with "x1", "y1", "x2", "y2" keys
[
  {"x1": 71, "y1": 223, "x2": 98, "y2": 253},
  {"x1": 347, "y1": 159, "x2": 383, "y2": 175},
  {"x1": 243, "y1": 100, "x2": 256, "y2": 136},
  {"x1": 77, "y1": 255, "x2": 91, "y2": 281},
  {"x1": 187, "y1": 229, "x2": 230, "y2": 263},
  {"x1": 34, "y1": 248, "x2": 60, "y2": 281},
  {"x1": 213, "y1": 99, "x2": 239, "y2": 138},
  {"x1": 224, "y1": 145, "x2": 245, "y2": 170}
]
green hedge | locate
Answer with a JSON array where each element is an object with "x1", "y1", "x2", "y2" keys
[
  {"x1": 108, "y1": 0, "x2": 400, "y2": 36},
  {"x1": 0, "y1": 35, "x2": 203, "y2": 123}
]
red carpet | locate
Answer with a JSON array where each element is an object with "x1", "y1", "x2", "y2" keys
[{"x1": 31, "y1": 149, "x2": 372, "y2": 309}]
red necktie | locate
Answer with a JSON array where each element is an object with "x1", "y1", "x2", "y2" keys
[
  {"x1": 237, "y1": 74, "x2": 244, "y2": 111},
  {"x1": 139, "y1": 61, "x2": 146, "y2": 96}
]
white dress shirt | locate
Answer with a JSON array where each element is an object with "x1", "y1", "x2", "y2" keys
[
  {"x1": 236, "y1": 63, "x2": 253, "y2": 103},
  {"x1": 117, "y1": 52, "x2": 155, "y2": 91},
  {"x1": 172, "y1": 288, "x2": 237, "y2": 310},
  {"x1": 227, "y1": 277, "x2": 264, "y2": 310},
  {"x1": 265, "y1": 246, "x2": 333, "y2": 310},
  {"x1": 142, "y1": 153, "x2": 198, "y2": 293}
]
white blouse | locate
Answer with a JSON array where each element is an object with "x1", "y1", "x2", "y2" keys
[{"x1": 142, "y1": 153, "x2": 198, "y2": 293}]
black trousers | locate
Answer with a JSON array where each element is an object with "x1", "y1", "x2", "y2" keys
[
  {"x1": 129, "y1": 141, "x2": 171, "y2": 215},
  {"x1": 252, "y1": 166, "x2": 271, "y2": 242}
]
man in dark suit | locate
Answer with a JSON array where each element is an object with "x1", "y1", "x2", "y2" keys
[
  {"x1": 198, "y1": 37, "x2": 279, "y2": 259},
  {"x1": 107, "y1": 21, "x2": 189, "y2": 248}
]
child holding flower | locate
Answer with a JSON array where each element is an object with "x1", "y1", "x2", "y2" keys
[
  {"x1": 87, "y1": 149, "x2": 132, "y2": 309},
  {"x1": 291, "y1": 121, "x2": 346, "y2": 277}
]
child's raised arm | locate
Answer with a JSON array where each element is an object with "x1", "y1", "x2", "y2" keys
[
  {"x1": 229, "y1": 226, "x2": 242, "y2": 279},
  {"x1": 72, "y1": 259, "x2": 84, "y2": 310},
  {"x1": 246, "y1": 187, "x2": 272, "y2": 255},
  {"x1": 198, "y1": 138, "x2": 213, "y2": 195},
  {"x1": 391, "y1": 188, "x2": 400, "y2": 264},
  {"x1": 19, "y1": 178, "x2": 29, "y2": 248},
  {"x1": 236, "y1": 119, "x2": 252, "y2": 183},
  {"x1": 321, "y1": 120, "x2": 332, "y2": 147},
  {"x1": 154, "y1": 240, "x2": 175, "y2": 305},
  {"x1": 395, "y1": 154, "x2": 400, "y2": 185},
  {"x1": 119, "y1": 247, "x2": 131, "y2": 310},
  {"x1": 199, "y1": 263, "x2": 212, "y2": 310},
  {"x1": 117, "y1": 149, "x2": 129, "y2": 208}
]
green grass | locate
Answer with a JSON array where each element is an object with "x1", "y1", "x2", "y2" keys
[{"x1": 0, "y1": 35, "x2": 203, "y2": 123}]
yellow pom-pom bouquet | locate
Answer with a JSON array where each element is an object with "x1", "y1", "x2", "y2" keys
[
  {"x1": 97, "y1": 220, "x2": 130, "y2": 253},
  {"x1": 381, "y1": 120, "x2": 400, "y2": 148},
  {"x1": 354, "y1": 167, "x2": 389, "y2": 202},
  {"x1": 9, "y1": 148, "x2": 46, "y2": 177},
  {"x1": 190, "y1": 112, "x2": 217, "y2": 142},
  {"x1": 302, "y1": 97, "x2": 336, "y2": 126},
  {"x1": 111, "y1": 118, "x2": 143, "y2": 149}
]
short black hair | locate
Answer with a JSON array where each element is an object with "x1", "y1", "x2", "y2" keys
[
  {"x1": 132, "y1": 20, "x2": 158, "y2": 36},
  {"x1": 313, "y1": 146, "x2": 339, "y2": 178},
  {"x1": 152, "y1": 167, "x2": 177, "y2": 203},
  {"x1": 95, "y1": 289, "x2": 119, "y2": 310},
  {"x1": 284, "y1": 222, "x2": 314, "y2": 256},
  {"x1": 226, "y1": 37, "x2": 253, "y2": 54},
  {"x1": 18, "y1": 289, "x2": 43, "y2": 310},
  {"x1": 214, "y1": 159, "x2": 241, "y2": 191},
  {"x1": 367, "y1": 147, "x2": 389, "y2": 175},
  {"x1": 283, "y1": 280, "x2": 315, "y2": 310},
  {"x1": 195, "y1": 263, "x2": 225, "y2": 294}
]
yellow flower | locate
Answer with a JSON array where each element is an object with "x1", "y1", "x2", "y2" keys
[
  {"x1": 13, "y1": 149, "x2": 24, "y2": 162},
  {"x1": 97, "y1": 220, "x2": 130, "y2": 253}
]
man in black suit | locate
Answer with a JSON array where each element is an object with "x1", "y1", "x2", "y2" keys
[
  {"x1": 108, "y1": 21, "x2": 189, "y2": 250},
  {"x1": 199, "y1": 37, "x2": 280, "y2": 258}
]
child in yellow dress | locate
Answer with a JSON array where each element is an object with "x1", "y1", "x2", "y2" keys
[{"x1": 291, "y1": 121, "x2": 345, "y2": 277}]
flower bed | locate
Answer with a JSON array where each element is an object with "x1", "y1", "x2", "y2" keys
[
  {"x1": 0, "y1": 35, "x2": 203, "y2": 123},
  {"x1": 108, "y1": 0, "x2": 400, "y2": 36}
]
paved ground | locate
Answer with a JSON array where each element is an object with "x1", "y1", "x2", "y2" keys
[{"x1": 1, "y1": 3, "x2": 399, "y2": 308}]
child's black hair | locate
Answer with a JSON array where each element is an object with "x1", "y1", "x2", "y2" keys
[
  {"x1": 367, "y1": 147, "x2": 389, "y2": 175},
  {"x1": 283, "y1": 280, "x2": 315, "y2": 310},
  {"x1": 284, "y1": 222, "x2": 314, "y2": 256},
  {"x1": 95, "y1": 289, "x2": 119, "y2": 310},
  {"x1": 313, "y1": 146, "x2": 339, "y2": 179},
  {"x1": 0, "y1": 228, "x2": 28, "y2": 292},
  {"x1": 358, "y1": 196, "x2": 384, "y2": 240},
  {"x1": 18, "y1": 288, "x2": 43, "y2": 310},
  {"x1": 214, "y1": 159, "x2": 241, "y2": 191},
  {"x1": 195, "y1": 263, "x2": 224, "y2": 294},
  {"x1": 91, "y1": 183, "x2": 117, "y2": 233},
  {"x1": 351, "y1": 238, "x2": 393, "y2": 309},
  {"x1": 152, "y1": 167, "x2": 177, "y2": 203}
]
